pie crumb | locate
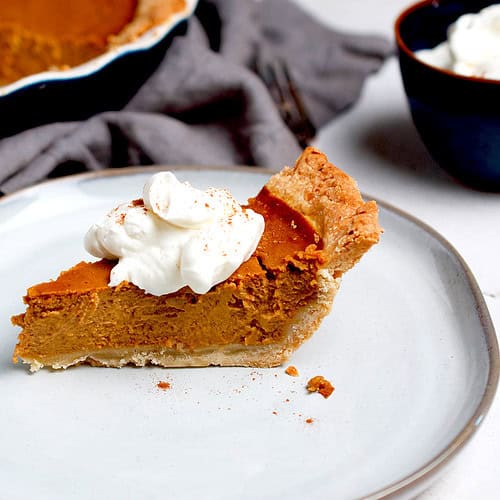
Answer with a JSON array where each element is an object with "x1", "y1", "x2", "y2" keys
[
  {"x1": 306, "y1": 375, "x2": 334, "y2": 398},
  {"x1": 157, "y1": 381, "x2": 171, "y2": 390},
  {"x1": 285, "y1": 365, "x2": 299, "y2": 377}
]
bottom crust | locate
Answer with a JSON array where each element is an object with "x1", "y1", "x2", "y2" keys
[
  {"x1": 19, "y1": 271, "x2": 339, "y2": 372},
  {"x1": 23, "y1": 344, "x2": 293, "y2": 372}
]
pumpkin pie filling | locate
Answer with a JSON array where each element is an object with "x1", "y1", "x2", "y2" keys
[
  {"x1": 0, "y1": 0, "x2": 186, "y2": 85},
  {"x1": 11, "y1": 148, "x2": 382, "y2": 371}
]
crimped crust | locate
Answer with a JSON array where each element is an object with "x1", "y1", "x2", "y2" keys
[
  {"x1": 109, "y1": 0, "x2": 187, "y2": 46},
  {"x1": 265, "y1": 147, "x2": 381, "y2": 274}
]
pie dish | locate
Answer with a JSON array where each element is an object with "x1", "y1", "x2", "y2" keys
[
  {"x1": 11, "y1": 148, "x2": 381, "y2": 371},
  {"x1": 0, "y1": 0, "x2": 187, "y2": 86},
  {"x1": 0, "y1": 0, "x2": 197, "y2": 138}
]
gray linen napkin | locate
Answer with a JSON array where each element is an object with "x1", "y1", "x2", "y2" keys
[{"x1": 0, "y1": 0, "x2": 392, "y2": 194}]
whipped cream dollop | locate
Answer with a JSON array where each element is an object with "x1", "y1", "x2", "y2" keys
[
  {"x1": 84, "y1": 172, "x2": 265, "y2": 295},
  {"x1": 416, "y1": 5, "x2": 500, "y2": 79}
]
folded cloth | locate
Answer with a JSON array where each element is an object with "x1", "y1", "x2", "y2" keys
[{"x1": 0, "y1": 0, "x2": 392, "y2": 194}]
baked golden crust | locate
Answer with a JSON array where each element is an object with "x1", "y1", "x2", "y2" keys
[
  {"x1": 265, "y1": 147, "x2": 381, "y2": 274},
  {"x1": 12, "y1": 148, "x2": 381, "y2": 371},
  {"x1": 109, "y1": 0, "x2": 187, "y2": 46}
]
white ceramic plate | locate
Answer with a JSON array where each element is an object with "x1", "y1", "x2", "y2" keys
[
  {"x1": 0, "y1": 168, "x2": 497, "y2": 500},
  {"x1": 0, "y1": 0, "x2": 198, "y2": 97}
]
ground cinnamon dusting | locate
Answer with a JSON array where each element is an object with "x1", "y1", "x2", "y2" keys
[
  {"x1": 157, "y1": 381, "x2": 171, "y2": 390},
  {"x1": 285, "y1": 365, "x2": 299, "y2": 377},
  {"x1": 307, "y1": 376, "x2": 334, "y2": 399}
]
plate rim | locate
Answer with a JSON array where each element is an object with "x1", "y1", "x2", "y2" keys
[
  {"x1": 0, "y1": 0, "x2": 199, "y2": 97},
  {"x1": 1, "y1": 165, "x2": 498, "y2": 499},
  {"x1": 366, "y1": 195, "x2": 499, "y2": 498}
]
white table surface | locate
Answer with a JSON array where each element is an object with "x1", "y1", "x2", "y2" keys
[{"x1": 294, "y1": 1, "x2": 500, "y2": 498}]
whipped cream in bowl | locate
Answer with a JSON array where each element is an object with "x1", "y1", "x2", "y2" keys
[
  {"x1": 416, "y1": 4, "x2": 500, "y2": 80},
  {"x1": 84, "y1": 171, "x2": 265, "y2": 295}
]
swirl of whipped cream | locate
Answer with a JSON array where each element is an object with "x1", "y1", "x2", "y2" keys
[
  {"x1": 84, "y1": 172, "x2": 265, "y2": 295},
  {"x1": 416, "y1": 5, "x2": 500, "y2": 80}
]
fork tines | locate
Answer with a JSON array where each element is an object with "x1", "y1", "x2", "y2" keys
[{"x1": 256, "y1": 55, "x2": 316, "y2": 148}]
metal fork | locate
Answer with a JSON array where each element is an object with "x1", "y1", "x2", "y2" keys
[{"x1": 255, "y1": 55, "x2": 316, "y2": 148}]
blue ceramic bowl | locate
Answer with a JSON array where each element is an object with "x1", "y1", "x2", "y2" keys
[{"x1": 395, "y1": 0, "x2": 500, "y2": 191}]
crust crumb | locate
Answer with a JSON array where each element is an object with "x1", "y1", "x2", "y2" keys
[
  {"x1": 306, "y1": 375, "x2": 334, "y2": 398},
  {"x1": 285, "y1": 365, "x2": 299, "y2": 377},
  {"x1": 157, "y1": 381, "x2": 171, "y2": 390}
]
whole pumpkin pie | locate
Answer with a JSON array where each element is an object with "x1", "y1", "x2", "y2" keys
[
  {"x1": 11, "y1": 148, "x2": 381, "y2": 371},
  {"x1": 0, "y1": 0, "x2": 186, "y2": 85}
]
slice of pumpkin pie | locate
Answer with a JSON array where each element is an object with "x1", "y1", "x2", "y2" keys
[{"x1": 11, "y1": 148, "x2": 381, "y2": 372}]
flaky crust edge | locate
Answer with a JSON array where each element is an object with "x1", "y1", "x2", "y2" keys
[
  {"x1": 265, "y1": 147, "x2": 382, "y2": 274},
  {"x1": 108, "y1": 0, "x2": 187, "y2": 46}
]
